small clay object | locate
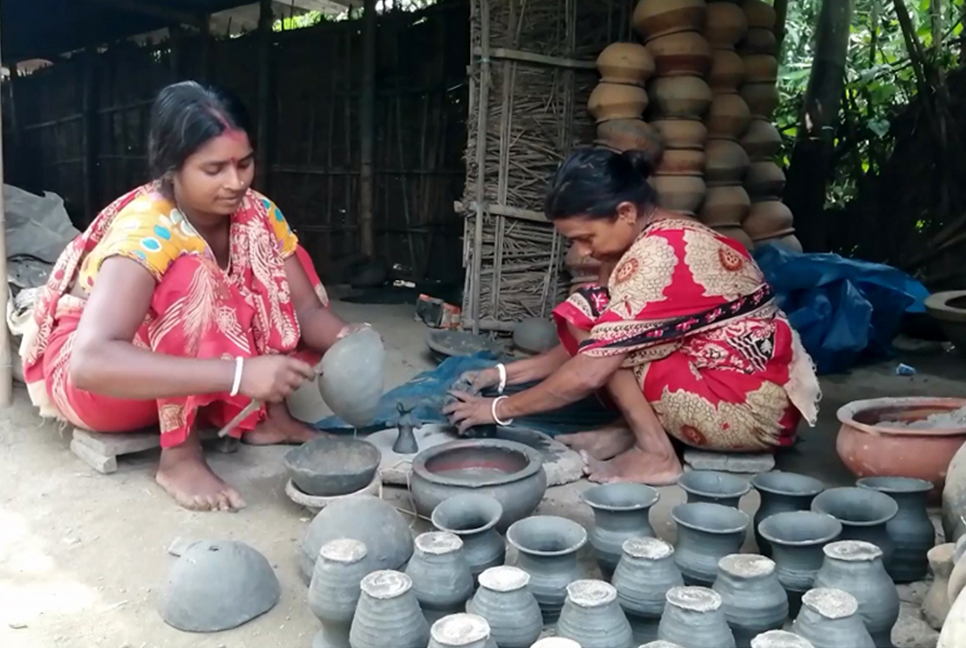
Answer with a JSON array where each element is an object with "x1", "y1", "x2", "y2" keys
[
  {"x1": 349, "y1": 571, "x2": 431, "y2": 648},
  {"x1": 923, "y1": 543, "x2": 956, "y2": 631},
  {"x1": 467, "y1": 566, "x2": 543, "y2": 648},
  {"x1": 811, "y1": 488, "x2": 899, "y2": 565},
  {"x1": 582, "y1": 483, "x2": 660, "y2": 579},
  {"x1": 658, "y1": 586, "x2": 736, "y2": 648},
  {"x1": 393, "y1": 401, "x2": 420, "y2": 454},
  {"x1": 596, "y1": 42, "x2": 656, "y2": 86},
  {"x1": 513, "y1": 318, "x2": 559, "y2": 355},
  {"x1": 432, "y1": 494, "x2": 506, "y2": 581},
  {"x1": 318, "y1": 327, "x2": 385, "y2": 428},
  {"x1": 678, "y1": 470, "x2": 751, "y2": 509},
  {"x1": 309, "y1": 539, "x2": 371, "y2": 648},
  {"x1": 699, "y1": 186, "x2": 751, "y2": 228},
  {"x1": 428, "y1": 613, "x2": 495, "y2": 648},
  {"x1": 856, "y1": 476, "x2": 934, "y2": 583},
  {"x1": 159, "y1": 540, "x2": 281, "y2": 633},
  {"x1": 791, "y1": 588, "x2": 875, "y2": 648},
  {"x1": 706, "y1": 94, "x2": 752, "y2": 141},
  {"x1": 405, "y1": 532, "x2": 475, "y2": 624},
  {"x1": 740, "y1": 119, "x2": 782, "y2": 160},
  {"x1": 750, "y1": 631, "x2": 815, "y2": 648},
  {"x1": 612, "y1": 537, "x2": 683, "y2": 645},
  {"x1": 672, "y1": 503, "x2": 750, "y2": 586},
  {"x1": 284, "y1": 436, "x2": 381, "y2": 497},
  {"x1": 752, "y1": 471, "x2": 825, "y2": 556},
  {"x1": 556, "y1": 580, "x2": 635, "y2": 648},
  {"x1": 712, "y1": 554, "x2": 788, "y2": 648}
]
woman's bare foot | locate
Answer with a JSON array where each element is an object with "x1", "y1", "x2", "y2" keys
[
  {"x1": 583, "y1": 445, "x2": 683, "y2": 486},
  {"x1": 243, "y1": 402, "x2": 323, "y2": 446},
  {"x1": 156, "y1": 435, "x2": 246, "y2": 511},
  {"x1": 557, "y1": 425, "x2": 635, "y2": 460}
]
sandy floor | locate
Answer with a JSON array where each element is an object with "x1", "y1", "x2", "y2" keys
[{"x1": 1, "y1": 299, "x2": 962, "y2": 647}]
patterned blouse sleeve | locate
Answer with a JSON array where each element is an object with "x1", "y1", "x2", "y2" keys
[
  {"x1": 93, "y1": 208, "x2": 184, "y2": 282},
  {"x1": 259, "y1": 196, "x2": 300, "y2": 259}
]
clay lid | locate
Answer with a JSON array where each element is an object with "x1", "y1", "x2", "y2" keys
[
  {"x1": 430, "y1": 613, "x2": 491, "y2": 646},
  {"x1": 665, "y1": 586, "x2": 722, "y2": 612},
  {"x1": 319, "y1": 538, "x2": 368, "y2": 564},
  {"x1": 566, "y1": 579, "x2": 617, "y2": 607},
  {"x1": 718, "y1": 554, "x2": 775, "y2": 578},
  {"x1": 822, "y1": 540, "x2": 882, "y2": 562},
  {"x1": 640, "y1": 643, "x2": 685, "y2": 648},
  {"x1": 478, "y1": 566, "x2": 530, "y2": 592},
  {"x1": 750, "y1": 630, "x2": 815, "y2": 648},
  {"x1": 530, "y1": 639, "x2": 582, "y2": 648},
  {"x1": 623, "y1": 537, "x2": 674, "y2": 560},
  {"x1": 415, "y1": 531, "x2": 463, "y2": 555},
  {"x1": 801, "y1": 588, "x2": 858, "y2": 619},
  {"x1": 361, "y1": 570, "x2": 412, "y2": 599}
]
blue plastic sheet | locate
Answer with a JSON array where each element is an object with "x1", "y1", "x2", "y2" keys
[{"x1": 753, "y1": 243, "x2": 930, "y2": 375}]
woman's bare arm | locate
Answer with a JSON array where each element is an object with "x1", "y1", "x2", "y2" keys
[
  {"x1": 500, "y1": 353, "x2": 625, "y2": 418},
  {"x1": 284, "y1": 255, "x2": 347, "y2": 353},
  {"x1": 505, "y1": 345, "x2": 570, "y2": 384}
]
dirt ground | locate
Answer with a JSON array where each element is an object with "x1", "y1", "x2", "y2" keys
[{"x1": 1, "y1": 299, "x2": 963, "y2": 648}]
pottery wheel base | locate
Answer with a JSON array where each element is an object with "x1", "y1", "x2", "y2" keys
[{"x1": 285, "y1": 472, "x2": 382, "y2": 513}]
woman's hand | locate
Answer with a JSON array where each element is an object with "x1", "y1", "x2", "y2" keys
[
  {"x1": 336, "y1": 322, "x2": 374, "y2": 340},
  {"x1": 239, "y1": 356, "x2": 317, "y2": 403},
  {"x1": 452, "y1": 367, "x2": 500, "y2": 395},
  {"x1": 443, "y1": 390, "x2": 498, "y2": 435}
]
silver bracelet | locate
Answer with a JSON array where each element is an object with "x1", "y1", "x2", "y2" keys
[
  {"x1": 491, "y1": 395, "x2": 514, "y2": 426},
  {"x1": 230, "y1": 357, "x2": 244, "y2": 397},
  {"x1": 496, "y1": 363, "x2": 507, "y2": 394}
]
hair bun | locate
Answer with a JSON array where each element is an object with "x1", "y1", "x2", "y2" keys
[{"x1": 620, "y1": 149, "x2": 656, "y2": 179}]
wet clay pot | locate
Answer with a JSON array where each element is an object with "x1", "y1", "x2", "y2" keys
[
  {"x1": 466, "y1": 566, "x2": 542, "y2": 648},
  {"x1": 745, "y1": 161, "x2": 786, "y2": 199},
  {"x1": 857, "y1": 477, "x2": 934, "y2": 583},
  {"x1": 740, "y1": 82, "x2": 780, "y2": 120},
  {"x1": 652, "y1": 175, "x2": 707, "y2": 215},
  {"x1": 319, "y1": 328, "x2": 385, "y2": 429},
  {"x1": 431, "y1": 494, "x2": 506, "y2": 582},
  {"x1": 582, "y1": 483, "x2": 660, "y2": 578},
  {"x1": 285, "y1": 436, "x2": 381, "y2": 497},
  {"x1": 557, "y1": 580, "x2": 635, "y2": 648},
  {"x1": 309, "y1": 539, "x2": 371, "y2": 648},
  {"x1": 743, "y1": 55, "x2": 779, "y2": 83},
  {"x1": 506, "y1": 515, "x2": 588, "y2": 623},
  {"x1": 742, "y1": 0, "x2": 777, "y2": 30},
  {"x1": 812, "y1": 541, "x2": 899, "y2": 648},
  {"x1": 656, "y1": 149, "x2": 707, "y2": 176},
  {"x1": 811, "y1": 488, "x2": 898, "y2": 565},
  {"x1": 741, "y1": 118, "x2": 782, "y2": 160},
  {"x1": 751, "y1": 471, "x2": 825, "y2": 556},
  {"x1": 612, "y1": 537, "x2": 684, "y2": 644},
  {"x1": 923, "y1": 543, "x2": 956, "y2": 631},
  {"x1": 646, "y1": 31, "x2": 713, "y2": 77},
  {"x1": 595, "y1": 119, "x2": 665, "y2": 158},
  {"x1": 672, "y1": 502, "x2": 750, "y2": 586},
  {"x1": 713, "y1": 225, "x2": 754, "y2": 251},
  {"x1": 653, "y1": 118, "x2": 709, "y2": 149},
  {"x1": 428, "y1": 614, "x2": 495, "y2": 648},
  {"x1": 706, "y1": 93, "x2": 752, "y2": 141},
  {"x1": 705, "y1": 139, "x2": 751, "y2": 185},
  {"x1": 679, "y1": 470, "x2": 752, "y2": 509},
  {"x1": 750, "y1": 631, "x2": 815, "y2": 648},
  {"x1": 709, "y1": 49, "x2": 746, "y2": 93},
  {"x1": 699, "y1": 185, "x2": 751, "y2": 227},
  {"x1": 742, "y1": 200, "x2": 793, "y2": 242},
  {"x1": 705, "y1": 2, "x2": 748, "y2": 49},
  {"x1": 740, "y1": 28, "x2": 778, "y2": 56},
  {"x1": 712, "y1": 554, "x2": 788, "y2": 648},
  {"x1": 792, "y1": 588, "x2": 875, "y2": 648},
  {"x1": 596, "y1": 42, "x2": 656, "y2": 86},
  {"x1": 658, "y1": 586, "x2": 737, "y2": 648},
  {"x1": 349, "y1": 571, "x2": 431, "y2": 648},
  {"x1": 632, "y1": 0, "x2": 707, "y2": 41},
  {"x1": 588, "y1": 83, "x2": 650, "y2": 123},
  {"x1": 405, "y1": 532, "x2": 475, "y2": 624},
  {"x1": 650, "y1": 77, "x2": 713, "y2": 118}
]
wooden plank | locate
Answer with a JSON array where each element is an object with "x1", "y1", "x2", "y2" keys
[
  {"x1": 473, "y1": 46, "x2": 597, "y2": 70},
  {"x1": 455, "y1": 200, "x2": 547, "y2": 223}
]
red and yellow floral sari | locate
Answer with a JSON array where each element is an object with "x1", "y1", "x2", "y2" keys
[{"x1": 554, "y1": 219, "x2": 820, "y2": 451}]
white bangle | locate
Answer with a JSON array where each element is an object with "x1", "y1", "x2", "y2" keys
[
  {"x1": 491, "y1": 396, "x2": 514, "y2": 426},
  {"x1": 230, "y1": 357, "x2": 244, "y2": 397},
  {"x1": 496, "y1": 363, "x2": 507, "y2": 394}
]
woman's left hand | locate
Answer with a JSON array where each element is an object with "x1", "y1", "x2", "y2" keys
[{"x1": 443, "y1": 390, "x2": 496, "y2": 435}]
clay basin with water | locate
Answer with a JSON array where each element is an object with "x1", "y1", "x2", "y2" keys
[
  {"x1": 410, "y1": 439, "x2": 547, "y2": 531},
  {"x1": 284, "y1": 436, "x2": 380, "y2": 497}
]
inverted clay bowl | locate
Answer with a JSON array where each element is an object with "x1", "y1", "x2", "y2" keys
[
  {"x1": 743, "y1": 200, "x2": 794, "y2": 242},
  {"x1": 411, "y1": 439, "x2": 547, "y2": 531},
  {"x1": 656, "y1": 149, "x2": 707, "y2": 176},
  {"x1": 712, "y1": 225, "x2": 754, "y2": 252},
  {"x1": 632, "y1": 0, "x2": 707, "y2": 41},
  {"x1": 588, "y1": 83, "x2": 650, "y2": 123},
  {"x1": 709, "y1": 49, "x2": 746, "y2": 94},
  {"x1": 679, "y1": 470, "x2": 752, "y2": 508},
  {"x1": 672, "y1": 503, "x2": 750, "y2": 585},
  {"x1": 757, "y1": 233, "x2": 802, "y2": 254},
  {"x1": 596, "y1": 42, "x2": 656, "y2": 86},
  {"x1": 741, "y1": 119, "x2": 783, "y2": 160},
  {"x1": 742, "y1": 0, "x2": 777, "y2": 30},
  {"x1": 740, "y1": 82, "x2": 780, "y2": 120},
  {"x1": 706, "y1": 93, "x2": 752, "y2": 141},
  {"x1": 651, "y1": 77, "x2": 713, "y2": 119},
  {"x1": 284, "y1": 436, "x2": 380, "y2": 497},
  {"x1": 705, "y1": 139, "x2": 751, "y2": 185},
  {"x1": 652, "y1": 118, "x2": 708, "y2": 150},
  {"x1": 646, "y1": 31, "x2": 713, "y2": 77},
  {"x1": 596, "y1": 119, "x2": 665, "y2": 158},
  {"x1": 743, "y1": 54, "x2": 779, "y2": 84},
  {"x1": 705, "y1": 1, "x2": 748, "y2": 49},
  {"x1": 740, "y1": 28, "x2": 779, "y2": 56},
  {"x1": 699, "y1": 185, "x2": 751, "y2": 228},
  {"x1": 319, "y1": 327, "x2": 385, "y2": 428},
  {"x1": 652, "y1": 175, "x2": 707, "y2": 216},
  {"x1": 745, "y1": 161, "x2": 786, "y2": 199},
  {"x1": 925, "y1": 291, "x2": 966, "y2": 357}
]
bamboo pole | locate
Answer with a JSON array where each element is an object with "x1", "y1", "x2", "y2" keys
[
  {"x1": 256, "y1": 0, "x2": 273, "y2": 193},
  {"x1": 359, "y1": 0, "x2": 377, "y2": 258},
  {"x1": 470, "y1": 0, "x2": 492, "y2": 335},
  {"x1": 0, "y1": 22, "x2": 14, "y2": 407}
]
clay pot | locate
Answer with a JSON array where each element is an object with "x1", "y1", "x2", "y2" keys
[
  {"x1": 506, "y1": 515, "x2": 588, "y2": 623},
  {"x1": 349, "y1": 571, "x2": 431, "y2": 648},
  {"x1": 405, "y1": 532, "x2": 475, "y2": 623},
  {"x1": 700, "y1": 185, "x2": 751, "y2": 227},
  {"x1": 743, "y1": 54, "x2": 779, "y2": 83},
  {"x1": 428, "y1": 614, "x2": 495, "y2": 648},
  {"x1": 641, "y1": 643, "x2": 688, "y2": 648},
  {"x1": 742, "y1": 0, "x2": 777, "y2": 30},
  {"x1": 596, "y1": 42, "x2": 656, "y2": 86},
  {"x1": 760, "y1": 233, "x2": 803, "y2": 253},
  {"x1": 740, "y1": 28, "x2": 778, "y2": 56},
  {"x1": 923, "y1": 544, "x2": 956, "y2": 631},
  {"x1": 466, "y1": 566, "x2": 543, "y2": 648},
  {"x1": 513, "y1": 318, "x2": 558, "y2": 354},
  {"x1": 652, "y1": 175, "x2": 707, "y2": 215},
  {"x1": 712, "y1": 554, "x2": 788, "y2": 648},
  {"x1": 705, "y1": 2, "x2": 748, "y2": 49},
  {"x1": 939, "y1": 587, "x2": 966, "y2": 648},
  {"x1": 588, "y1": 83, "x2": 650, "y2": 123},
  {"x1": 582, "y1": 483, "x2": 660, "y2": 578},
  {"x1": 791, "y1": 589, "x2": 875, "y2": 648},
  {"x1": 757, "y1": 511, "x2": 842, "y2": 612},
  {"x1": 658, "y1": 586, "x2": 737, "y2": 648},
  {"x1": 709, "y1": 49, "x2": 746, "y2": 93},
  {"x1": 656, "y1": 149, "x2": 707, "y2": 176},
  {"x1": 745, "y1": 161, "x2": 786, "y2": 199},
  {"x1": 750, "y1": 631, "x2": 815, "y2": 648},
  {"x1": 706, "y1": 93, "x2": 752, "y2": 140},
  {"x1": 705, "y1": 139, "x2": 750, "y2": 185},
  {"x1": 532, "y1": 640, "x2": 582, "y2": 648},
  {"x1": 285, "y1": 436, "x2": 380, "y2": 497},
  {"x1": 812, "y1": 541, "x2": 900, "y2": 648},
  {"x1": 672, "y1": 503, "x2": 750, "y2": 586},
  {"x1": 741, "y1": 118, "x2": 782, "y2": 160},
  {"x1": 595, "y1": 119, "x2": 665, "y2": 158},
  {"x1": 713, "y1": 225, "x2": 754, "y2": 251},
  {"x1": 751, "y1": 471, "x2": 825, "y2": 556},
  {"x1": 679, "y1": 470, "x2": 752, "y2": 509},
  {"x1": 742, "y1": 200, "x2": 793, "y2": 241},
  {"x1": 612, "y1": 537, "x2": 684, "y2": 644},
  {"x1": 646, "y1": 32, "x2": 713, "y2": 77},
  {"x1": 740, "y1": 82, "x2": 780, "y2": 119},
  {"x1": 309, "y1": 539, "x2": 371, "y2": 648},
  {"x1": 319, "y1": 328, "x2": 385, "y2": 428},
  {"x1": 947, "y1": 438, "x2": 966, "y2": 543},
  {"x1": 652, "y1": 118, "x2": 709, "y2": 149},
  {"x1": 857, "y1": 477, "x2": 934, "y2": 583},
  {"x1": 632, "y1": 0, "x2": 707, "y2": 41},
  {"x1": 927, "y1": 291, "x2": 966, "y2": 361},
  {"x1": 556, "y1": 580, "x2": 635, "y2": 648},
  {"x1": 811, "y1": 488, "x2": 899, "y2": 564},
  {"x1": 431, "y1": 494, "x2": 506, "y2": 582}
]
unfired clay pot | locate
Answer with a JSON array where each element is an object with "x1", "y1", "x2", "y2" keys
[
  {"x1": 740, "y1": 82, "x2": 780, "y2": 119},
  {"x1": 741, "y1": 118, "x2": 782, "y2": 160},
  {"x1": 658, "y1": 586, "x2": 737, "y2": 648},
  {"x1": 428, "y1": 614, "x2": 494, "y2": 648},
  {"x1": 653, "y1": 118, "x2": 709, "y2": 149},
  {"x1": 709, "y1": 49, "x2": 746, "y2": 93},
  {"x1": 705, "y1": 139, "x2": 750, "y2": 185},
  {"x1": 712, "y1": 225, "x2": 754, "y2": 251},
  {"x1": 656, "y1": 149, "x2": 707, "y2": 176},
  {"x1": 742, "y1": 200, "x2": 793, "y2": 241},
  {"x1": 652, "y1": 175, "x2": 707, "y2": 215},
  {"x1": 647, "y1": 31, "x2": 713, "y2": 77},
  {"x1": 751, "y1": 631, "x2": 815, "y2": 648},
  {"x1": 596, "y1": 119, "x2": 665, "y2": 158},
  {"x1": 857, "y1": 476, "x2": 935, "y2": 583},
  {"x1": 811, "y1": 489, "x2": 899, "y2": 564},
  {"x1": 752, "y1": 471, "x2": 825, "y2": 556},
  {"x1": 319, "y1": 328, "x2": 385, "y2": 429},
  {"x1": 699, "y1": 185, "x2": 751, "y2": 227},
  {"x1": 513, "y1": 318, "x2": 558, "y2": 354},
  {"x1": 712, "y1": 554, "x2": 788, "y2": 648},
  {"x1": 705, "y1": 2, "x2": 748, "y2": 50},
  {"x1": 742, "y1": 0, "x2": 777, "y2": 30},
  {"x1": 745, "y1": 161, "x2": 786, "y2": 199},
  {"x1": 679, "y1": 470, "x2": 753, "y2": 509},
  {"x1": 588, "y1": 83, "x2": 650, "y2": 123},
  {"x1": 583, "y1": 483, "x2": 660, "y2": 579},
  {"x1": 791, "y1": 589, "x2": 875, "y2": 648},
  {"x1": 740, "y1": 28, "x2": 778, "y2": 56},
  {"x1": 556, "y1": 580, "x2": 635, "y2": 648},
  {"x1": 706, "y1": 93, "x2": 752, "y2": 140},
  {"x1": 309, "y1": 539, "x2": 371, "y2": 648},
  {"x1": 597, "y1": 42, "x2": 656, "y2": 86},
  {"x1": 612, "y1": 537, "x2": 684, "y2": 644},
  {"x1": 431, "y1": 494, "x2": 506, "y2": 582},
  {"x1": 632, "y1": 0, "x2": 707, "y2": 41},
  {"x1": 743, "y1": 54, "x2": 779, "y2": 83},
  {"x1": 466, "y1": 566, "x2": 543, "y2": 648},
  {"x1": 405, "y1": 532, "x2": 475, "y2": 624},
  {"x1": 349, "y1": 571, "x2": 431, "y2": 648},
  {"x1": 672, "y1": 503, "x2": 750, "y2": 586},
  {"x1": 922, "y1": 543, "x2": 955, "y2": 631},
  {"x1": 757, "y1": 511, "x2": 842, "y2": 610}
]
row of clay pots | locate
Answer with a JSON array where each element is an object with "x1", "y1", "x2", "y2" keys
[
  {"x1": 588, "y1": 83, "x2": 650, "y2": 123},
  {"x1": 595, "y1": 119, "x2": 665, "y2": 159},
  {"x1": 596, "y1": 42, "x2": 656, "y2": 87},
  {"x1": 632, "y1": 0, "x2": 775, "y2": 42}
]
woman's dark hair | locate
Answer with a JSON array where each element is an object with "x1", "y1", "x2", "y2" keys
[
  {"x1": 148, "y1": 81, "x2": 252, "y2": 181},
  {"x1": 544, "y1": 148, "x2": 657, "y2": 221}
]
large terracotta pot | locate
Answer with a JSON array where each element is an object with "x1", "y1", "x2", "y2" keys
[
  {"x1": 712, "y1": 225, "x2": 754, "y2": 251},
  {"x1": 741, "y1": 118, "x2": 782, "y2": 160},
  {"x1": 651, "y1": 77, "x2": 713, "y2": 118},
  {"x1": 746, "y1": 161, "x2": 786, "y2": 199},
  {"x1": 740, "y1": 27, "x2": 779, "y2": 56},
  {"x1": 742, "y1": 0, "x2": 776, "y2": 30},
  {"x1": 652, "y1": 175, "x2": 707, "y2": 215},
  {"x1": 646, "y1": 31, "x2": 713, "y2": 77},
  {"x1": 740, "y1": 82, "x2": 780, "y2": 119},
  {"x1": 705, "y1": 138, "x2": 750, "y2": 185},
  {"x1": 656, "y1": 148, "x2": 707, "y2": 176},
  {"x1": 588, "y1": 83, "x2": 649, "y2": 123},
  {"x1": 595, "y1": 119, "x2": 665, "y2": 158},
  {"x1": 743, "y1": 54, "x2": 779, "y2": 83},
  {"x1": 706, "y1": 93, "x2": 751, "y2": 141},
  {"x1": 709, "y1": 49, "x2": 745, "y2": 93},
  {"x1": 633, "y1": 0, "x2": 707, "y2": 41},
  {"x1": 596, "y1": 42, "x2": 656, "y2": 86},
  {"x1": 652, "y1": 118, "x2": 708, "y2": 149},
  {"x1": 743, "y1": 200, "x2": 793, "y2": 241},
  {"x1": 705, "y1": 2, "x2": 748, "y2": 50},
  {"x1": 699, "y1": 185, "x2": 750, "y2": 227}
]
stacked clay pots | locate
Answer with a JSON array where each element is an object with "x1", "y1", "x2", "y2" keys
[
  {"x1": 634, "y1": 0, "x2": 712, "y2": 215},
  {"x1": 590, "y1": 42, "x2": 661, "y2": 160}
]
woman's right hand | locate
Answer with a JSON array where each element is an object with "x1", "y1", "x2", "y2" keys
[
  {"x1": 238, "y1": 356, "x2": 317, "y2": 403},
  {"x1": 453, "y1": 367, "x2": 501, "y2": 395}
]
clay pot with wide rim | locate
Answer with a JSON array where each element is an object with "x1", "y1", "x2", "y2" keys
[
  {"x1": 706, "y1": 93, "x2": 752, "y2": 140},
  {"x1": 431, "y1": 494, "x2": 506, "y2": 583},
  {"x1": 705, "y1": 139, "x2": 750, "y2": 185},
  {"x1": 712, "y1": 225, "x2": 754, "y2": 251},
  {"x1": 740, "y1": 82, "x2": 780, "y2": 119},
  {"x1": 712, "y1": 554, "x2": 788, "y2": 647},
  {"x1": 633, "y1": 0, "x2": 707, "y2": 41},
  {"x1": 740, "y1": 28, "x2": 778, "y2": 56},
  {"x1": 596, "y1": 119, "x2": 665, "y2": 158},
  {"x1": 743, "y1": 54, "x2": 779, "y2": 83},
  {"x1": 597, "y1": 42, "x2": 656, "y2": 86},
  {"x1": 745, "y1": 161, "x2": 786, "y2": 199},
  {"x1": 647, "y1": 31, "x2": 713, "y2": 77},
  {"x1": 656, "y1": 148, "x2": 707, "y2": 176},
  {"x1": 700, "y1": 185, "x2": 751, "y2": 228},
  {"x1": 658, "y1": 586, "x2": 737, "y2": 648},
  {"x1": 652, "y1": 175, "x2": 707, "y2": 215},
  {"x1": 652, "y1": 76, "x2": 713, "y2": 118},
  {"x1": 709, "y1": 49, "x2": 746, "y2": 93},
  {"x1": 758, "y1": 511, "x2": 842, "y2": 612},
  {"x1": 791, "y1": 588, "x2": 875, "y2": 648},
  {"x1": 672, "y1": 503, "x2": 751, "y2": 586},
  {"x1": 742, "y1": 0, "x2": 777, "y2": 30},
  {"x1": 653, "y1": 118, "x2": 709, "y2": 149},
  {"x1": 705, "y1": 2, "x2": 748, "y2": 50},
  {"x1": 752, "y1": 471, "x2": 825, "y2": 556},
  {"x1": 679, "y1": 470, "x2": 752, "y2": 509},
  {"x1": 810, "y1": 488, "x2": 899, "y2": 564},
  {"x1": 741, "y1": 118, "x2": 782, "y2": 160},
  {"x1": 582, "y1": 483, "x2": 661, "y2": 579},
  {"x1": 925, "y1": 291, "x2": 966, "y2": 358},
  {"x1": 857, "y1": 477, "x2": 935, "y2": 583},
  {"x1": 589, "y1": 83, "x2": 650, "y2": 123},
  {"x1": 743, "y1": 200, "x2": 793, "y2": 241}
]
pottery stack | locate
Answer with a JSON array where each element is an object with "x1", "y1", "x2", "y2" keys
[
  {"x1": 635, "y1": 0, "x2": 712, "y2": 216},
  {"x1": 590, "y1": 43, "x2": 659, "y2": 158}
]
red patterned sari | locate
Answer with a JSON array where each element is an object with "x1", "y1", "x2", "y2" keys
[{"x1": 553, "y1": 219, "x2": 820, "y2": 451}]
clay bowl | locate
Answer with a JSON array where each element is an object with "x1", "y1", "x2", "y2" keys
[
  {"x1": 706, "y1": 93, "x2": 751, "y2": 140},
  {"x1": 741, "y1": 82, "x2": 780, "y2": 120},
  {"x1": 284, "y1": 436, "x2": 381, "y2": 497},
  {"x1": 410, "y1": 439, "x2": 548, "y2": 531},
  {"x1": 652, "y1": 174, "x2": 707, "y2": 216},
  {"x1": 746, "y1": 161, "x2": 786, "y2": 199},
  {"x1": 678, "y1": 470, "x2": 752, "y2": 508},
  {"x1": 426, "y1": 330, "x2": 505, "y2": 361},
  {"x1": 319, "y1": 328, "x2": 385, "y2": 429},
  {"x1": 699, "y1": 185, "x2": 750, "y2": 227},
  {"x1": 712, "y1": 225, "x2": 754, "y2": 251},
  {"x1": 705, "y1": 138, "x2": 750, "y2": 185},
  {"x1": 925, "y1": 291, "x2": 966, "y2": 356},
  {"x1": 743, "y1": 0, "x2": 777, "y2": 30},
  {"x1": 836, "y1": 396, "x2": 966, "y2": 496},
  {"x1": 743, "y1": 200, "x2": 794, "y2": 241},
  {"x1": 596, "y1": 42, "x2": 655, "y2": 86},
  {"x1": 513, "y1": 318, "x2": 558, "y2": 355},
  {"x1": 743, "y1": 54, "x2": 779, "y2": 83}
]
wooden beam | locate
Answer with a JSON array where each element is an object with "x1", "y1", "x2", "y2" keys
[
  {"x1": 472, "y1": 46, "x2": 596, "y2": 70},
  {"x1": 455, "y1": 200, "x2": 547, "y2": 223},
  {"x1": 0, "y1": 18, "x2": 13, "y2": 407},
  {"x1": 358, "y1": 0, "x2": 377, "y2": 258}
]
